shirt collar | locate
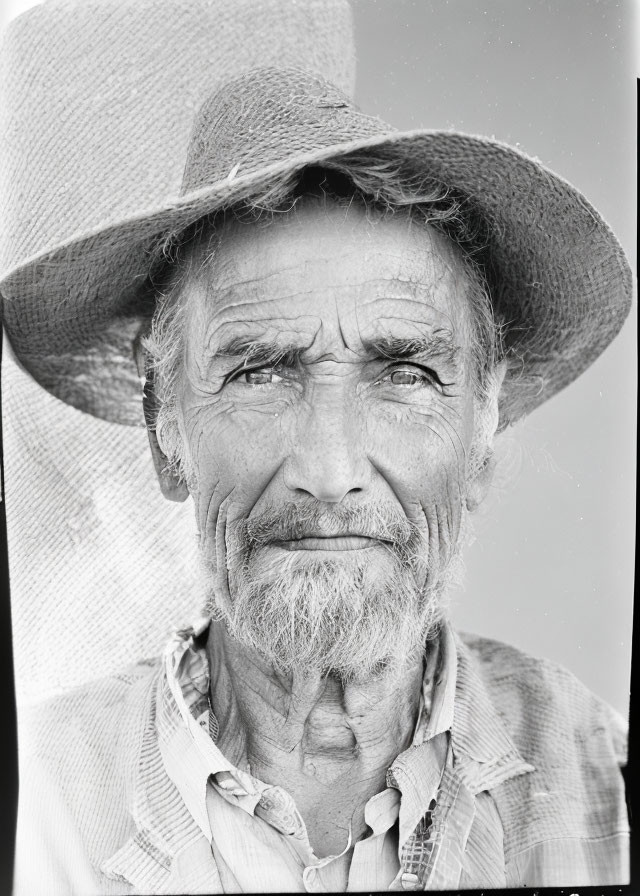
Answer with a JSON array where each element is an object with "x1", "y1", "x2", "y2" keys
[
  {"x1": 103, "y1": 619, "x2": 533, "y2": 888},
  {"x1": 160, "y1": 619, "x2": 531, "y2": 830},
  {"x1": 159, "y1": 617, "x2": 265, "y2": 839},
  {"x1": 161, "y1": 619, "x2": 454, "y2": 827},
  {"x1": 418, "y1": 622, "x2": 456, "y2": 741},
  {"x1": 449, "y1": 629, "x2": 535, "y2": 792}
]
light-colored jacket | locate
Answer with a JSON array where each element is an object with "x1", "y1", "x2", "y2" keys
[{"x1": 14, "y1": 632, "x2": 629, "y2": 893}]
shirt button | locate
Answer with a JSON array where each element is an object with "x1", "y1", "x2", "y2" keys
[{"x1": 401, "y1": 871, "x2": 421, "y2": 890}]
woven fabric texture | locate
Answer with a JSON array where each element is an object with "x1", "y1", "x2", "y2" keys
[
  {"x1": 2, "y1": 336, "x2": 205, "y2": 705},
  {"x1": 1, "y1": 62, "x2": 632, "y2": 427}
]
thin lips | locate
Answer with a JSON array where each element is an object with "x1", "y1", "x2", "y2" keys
[{"x1": 279, "y1": 530, "x2": 390, "y2": 542}]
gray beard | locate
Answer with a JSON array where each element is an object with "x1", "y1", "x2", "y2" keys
[{"x1": 203, "y1": 501, "x2": 465, "y2": 683}]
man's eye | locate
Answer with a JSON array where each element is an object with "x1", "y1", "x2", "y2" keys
[
  {"x1": 385, "y1": 366, "x2": 437, "y2": 387},
  {"x1": 235, "y1": 367, "x2": 283, "y2": 385}
]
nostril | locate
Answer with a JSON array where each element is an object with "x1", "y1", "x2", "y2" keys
[
  {"x1": 285, "y1": 475, "x2": 366, "y2": 505},
  {"x1": 283, "y1": 417, "x2": 370, "y2": 502}
]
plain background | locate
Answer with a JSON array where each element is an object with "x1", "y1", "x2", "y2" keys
[
  {"x1": 1, "y1": 0, "x2": 636, "y2": 717},
  {"x1": 350, "y1": 0, "x2": 636, "y2": 719}
]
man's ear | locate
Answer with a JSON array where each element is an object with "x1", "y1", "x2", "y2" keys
[
  {"x1": 133, "y1": 336, "x2": 189, "y2": 503},
  {"x1": 465, "y1": 453, "x2": 497, "y2": 513},
  {"x1": 466, "y1": 360, "x2": 508, "y2": 513}
]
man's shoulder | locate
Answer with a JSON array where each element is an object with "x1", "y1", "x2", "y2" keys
[
  {"x1": 453, "y1": 633, "x2": 629, "y2": 884},
  {"x1": 18, "y1": 656, "x2": 163, "y2": 805},
  {"x1": 19, "y1": 657, "x2": 162, "y2": 756},
  {"x1": 15, "y1": 658, "x2": 164, "y2": 895},
  {"x1": 456, "y1": 630, "x2": 627, "y2": 766}
]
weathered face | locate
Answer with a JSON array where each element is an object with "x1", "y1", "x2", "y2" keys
[{"x1": 170, "y1": 199, "x2": 491, "y2": 679}]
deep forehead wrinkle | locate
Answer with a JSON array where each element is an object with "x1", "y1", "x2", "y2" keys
[
  {"x1": 195, "y1": 290, "x2": 322, "y2": 347},
  {"x1": 354, "y1": 297, "x2": 465, "y2": 346},
  {"x1": 201, "y1": 314, "x2": 322, "y2": 351},
  {"x1": 212, "y1": 237, "x2": 446, "y2": 282},
  {"x1": 194, "y1": 293, "x2": 466, "y2": 371},
  {"x1": 202, "y1": 276, "x2": 463, "y2": 319}
]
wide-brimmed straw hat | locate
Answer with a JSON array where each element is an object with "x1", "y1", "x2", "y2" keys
[{"x1": 0, "y1": 8, "x2": 632, "y2": 430}]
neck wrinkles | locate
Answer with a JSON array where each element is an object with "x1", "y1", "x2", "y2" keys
[{"x1": 205, "y1": 619, "x2": 424, "y2": 781}]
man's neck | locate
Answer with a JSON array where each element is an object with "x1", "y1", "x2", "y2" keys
[{"x1": 205, "y1": 620, "x2": 424, "y2": 857}]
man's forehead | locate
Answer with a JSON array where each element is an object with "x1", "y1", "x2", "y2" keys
[
  {"x1": 198, "y1": 286, "x2": 460, "y2": 352},
  {"x1": 209, "y1": 197, "x2": 465, "y2": 281},
  {"x1": 184, "y1": 198, "x2": 475, "y2": 347}
]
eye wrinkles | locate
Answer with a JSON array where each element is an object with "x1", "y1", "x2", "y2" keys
[{"x1": 206, "y1": 331, "x2": 462, "y2": 399}]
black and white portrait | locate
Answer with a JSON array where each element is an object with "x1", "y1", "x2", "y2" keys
[{"x1": 0, "y1": 0, "x2": 634, "y2": 892}]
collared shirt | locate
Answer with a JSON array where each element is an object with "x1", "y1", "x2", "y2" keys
[
  {"x1": 15, "y1": 625, "x2": 629, "y2": 893},
  {"x1": 155, "y1": 619, "x2": 455, "y2": 892}
]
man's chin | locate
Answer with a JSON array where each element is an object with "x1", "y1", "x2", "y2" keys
[{"x1": 206, "y1": 551, "x2": 442, "y2": 684}]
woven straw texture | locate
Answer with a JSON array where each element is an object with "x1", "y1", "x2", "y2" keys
[{"x1": 2, "y1": 63, "x2": 632, "y2": 428}]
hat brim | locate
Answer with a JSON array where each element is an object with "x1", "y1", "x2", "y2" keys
[{"x1": 1, "y1": 126, "x2": 633, "y2": 429}]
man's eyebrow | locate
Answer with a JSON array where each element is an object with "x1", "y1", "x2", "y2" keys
[
  {"x1": 206, "y1": 332, "x2": 461, "y2": 370},
  {"x1": 211, "y1": 337, "x2": 304, "y2": 367},
  {"x1": 364, "y1": 332, "x2": 460, "y2": 365}
]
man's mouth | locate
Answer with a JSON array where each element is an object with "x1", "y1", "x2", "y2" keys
[{"x1": 275, "y1": 534, "x2": 383, "y2": 551}]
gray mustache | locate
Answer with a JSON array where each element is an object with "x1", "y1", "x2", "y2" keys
[{"x1": 242, "y1": 501, "x2": 418, "y2": 548}]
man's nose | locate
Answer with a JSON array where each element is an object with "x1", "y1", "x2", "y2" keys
[{"x1": 283, "y1": 395, "x2": 370, "y2": 503}]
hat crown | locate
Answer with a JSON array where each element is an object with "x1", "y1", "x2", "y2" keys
[{"x1": 182, "y1": 68, "x2": 391, "y2": 194}]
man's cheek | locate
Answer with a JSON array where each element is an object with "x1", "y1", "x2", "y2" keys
[
  {"x1": 187, "y1": 406, "x2": 288, "y2": 547},
  {"x1": 366, "y1": 407, "x2": 468, "y2": 495},
  {"x1": 366, "y1": 414, "x2": 468, "y2": 573},
  {"x1": 435, "y1": 467, "x2": 465, "y2": 549}
]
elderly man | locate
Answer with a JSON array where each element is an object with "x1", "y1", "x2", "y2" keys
[{"x1": 4, "y1": 7, "x2": 631, "y2": 896}]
